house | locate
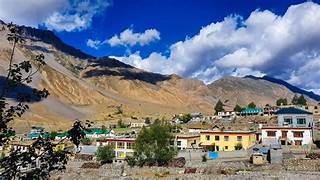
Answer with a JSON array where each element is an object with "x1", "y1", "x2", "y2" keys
[
  {"x1": 84, "y1": 128, "x2": 114, "y2": 139},
  {"x1": 200, "y1": 130, "x2": 256, "y2": 151},
  {"x1": 275, "y1": 107, "x2": 314, "y2": 128},
  {"x1": 217, "y1": 111, "x2": 236, "y2": 120},
  {"x1": 261, "y1": 127, "x2": 312, "y2": 146},
  {"x1": 27, "y1": 126, "x2": 45, "y2": 139},
  {"x1": 240, "y1": 108, "x2": 263, "y2": 116},
  {"x1": 130, "y1": 122, "x2": 147, "y2": 128},
  {"x1": 263, "y1": 106, "x2": 280, "y2": 116},
  {"x1": 96, "y1": 137, "x2": 135, "y2": 159},
  {"x1": 174, "y1": 134, "x2": 200, "y2": 150},
  {"x1": 186, "y1": 124, "x2": 213, "y2": 133}
]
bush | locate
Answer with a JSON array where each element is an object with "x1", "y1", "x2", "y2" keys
[
  {"x1": 201, "y1": 154, "x2": 207, "y2": 162},
  {"x1": 95, "y1": 145, "x2": 115, "y2": 164},
  {"x1": 81, "y1": 137, "x2": 92, "y2": 145},
  {"x1": 125, "y1": 156, "x2": 136, "y2": 167},
  {"x1": 234, "y1": 143, "x2": 243, "y2": 150}
]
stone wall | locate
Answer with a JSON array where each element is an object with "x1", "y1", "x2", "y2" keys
[{"x1": 284, "y1": 159, "x2": 320, "y2": 171}]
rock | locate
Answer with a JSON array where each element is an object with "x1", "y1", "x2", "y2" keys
[
  {"x1": 81, "y1": 162, "x2": 101, "y2": 169},
  {"x1": 168, "y1": 157, "x2": 186, "y2": 168},
  {"x1": 184, "y1": 167, "x2": 197, "y2": 174}
]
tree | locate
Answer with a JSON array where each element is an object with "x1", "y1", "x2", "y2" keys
[
  {"x1": 214, "y1": 100, "x2": 224, "y2": 115},
  {"x1": 276, "y1": 98, "x2": 288, "y2": 106},
  {"x1": 180, "y1": 113, "x2": 192, "y2": 123},
  {"x1": 292, "y1": 94, "x2": 299, "y2": 105},
  {"x1": 81, "y1": 137, "x2": 92, "y2": 145},
  {"x1": 297, "y1": 95, "x2": 307, "y2": 106},
  {"x1": 117, "y1": 119, "x2": 127, "y2": 128},
  {"x1": 144, "y1": 117, "x2": 151, "y2": 125},
  {"x1": 247, "y1": 102, "x2": 256, "y2": 108},
  {"x1": 133, "y1": 122, "x2": 177, "y2": 166},
  {"x1": 0, "y1": 23, "x2": 88, "y2": 179},
  {"x1": 234, "y1": 143, "x2": 243, "y2": 150},
  {"x1": 96, "y1": 145, "x2": 115, "y2": 164},
  {"x1": 233, "y1": 104, "x2": 242, "y2": 112}
]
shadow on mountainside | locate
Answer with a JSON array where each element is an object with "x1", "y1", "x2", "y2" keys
[{"x1": 82, "y1": 58, "x2": 171, "y2": 85}]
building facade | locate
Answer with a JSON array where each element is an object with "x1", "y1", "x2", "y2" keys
[
  {"x1": 200, "y1": 130, "x2": 256, "y2": 151},
  {"x1": 276, "y1": 107, "x2": 313, "y2": 128},
  {"x1": 96, "y1": 138, "x2": 135, "y2": 159},
  {"x1": 261, "y1": 127, "x2": 312, "y2": 146},
  {"x1": 174, "y1": 134, "x2": 200, "y2": 150}
]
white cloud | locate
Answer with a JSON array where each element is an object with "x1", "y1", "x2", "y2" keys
[
  {"x1": 0, "y1": 0, "x2": 68, "y2": 26},
  {"x1": 107, "y1": 28, "x2": 160, "y2": 47},
  {"x1": 86, "y1": 39, "x2": 102, "y2": 49},
  {"x1": 115, "y1": 2, "x2": 320, "y2": 91},
  {"x1": 0, "y1": 0, "x2": 111, "y2": 32}
]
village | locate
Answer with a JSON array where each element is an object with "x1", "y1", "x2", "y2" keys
[{"x1": 1, "y1": 96, "x2": 320, "y2": 179}]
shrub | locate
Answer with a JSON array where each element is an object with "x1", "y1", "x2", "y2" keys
[
  {"x1": 201, "y1": 154, "x2": 207, "y2": 162},
  {"x1": 125, "y1": 156, "x2": 136, "y2": 167},
  {"x1": 234, "y1": 143, "x2": 243, "y2": 150},
  {"x1": 95, "y1": 145, "x2": 115, "y2": 164},
  {"x1": 81, "y1": 137, "x2": 92, "y2": 145}
]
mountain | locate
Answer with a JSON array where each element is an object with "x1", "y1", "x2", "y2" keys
[
  {"x1": 245, "y1": 75, "x2": 320, "y2": 101},
  {"x1": 0, "y1": 22, "x2": 317, "y2": 132}
]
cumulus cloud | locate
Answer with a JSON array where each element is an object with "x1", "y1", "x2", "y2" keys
[
  {"x1": 0, "y1": 0, "x2": 111, "y2": 32},
  {"x1": 115, "y1": 2, "x2": 320, "y2": 92},
  {"x1": 107, "y1": 28, "x2": 160, "y2": 47},
  {"x1": 86, "y1": 39, "x2": 102, "y2": 49}
]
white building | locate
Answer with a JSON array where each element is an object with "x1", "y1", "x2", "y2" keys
[
  {"x1": 261, "y1": 127, "x2": 312, "y2": 146},
  {"x1": 217, "y1": 111, "x2": 236, "y2": 120},
  {"x1": 96, "y1": 137, "x2": 135, "y2": 159},
  {"x1": 174, "y1": 134, "x2": 200, "y2": 150}
]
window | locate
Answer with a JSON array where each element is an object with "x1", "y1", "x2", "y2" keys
[
  {"x1": 215, "y1": 136, "x2": 220, "y2": 141},
  {"x1": 126, "y1": 142, "x2": 133, "y2": 149},
  {"x1": 293, "y1": 131, "x2": 303, "y2": 137},
  {"x1": 177, "y1": 141, "x2": 181, "y2": 146},
  {"x1": 117, "y1": 142, "x2": 125, "y2": 149},
  {"x1": 281, "y1": 131, "x2": 287, "y2": 138},
  {"x1": 297, "y1": 118, "x2": 306, "y2": 125},
  {"x1": 206, "y1": 135, "x2": 210, "y2": 140},
  {"x1": 315, "y1": 106, "x2": 318, "y2": 110},
  {"x1": 225, "y1": 146, "x2": 228, "y2": 150},
  {"x1": 237, "y1": 136, "x2": 242, "y2": 141},
  {"x1": 224, "y1": 136, "x2": 229, "y2": 141},
  {"x1": 267, "y1": 131, "x2": 276, "y2": 137},
  {"x1": 295, "y1": 140, "x2": 302, "y2": 146},
  {"x1": 284, "y1": 117, "x2": 292, "y2": 125}
]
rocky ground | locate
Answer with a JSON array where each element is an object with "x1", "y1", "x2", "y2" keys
[{"x1": 51, "y1": 159, "x2": 320, "y2": 180}]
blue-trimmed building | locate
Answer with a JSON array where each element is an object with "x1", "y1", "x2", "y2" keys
[{"x1": 275, "y1": 107, "x2": 313, "y2": 128}]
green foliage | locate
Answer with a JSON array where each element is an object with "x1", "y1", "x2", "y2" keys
[
  {"x1": 233, "y1": 104, "x2": 242, "y2": 112},
  {"x1": 144, "y1": 117, "x2": 151, "y2": 124},
  {"x1": 234, "y1": 143, "x2": 243, "y2": 150},
  {"x1": 214, "y1": 100, "x2": 225, "y2": 115},
  {"x1": 180, "y1": 113, "x2": 192, "y2": 123},
  {"x1": 50, "y1": 131, "x2": 58, "y2": 140},
  {"x1": 292, "y1": 94, "x2": 307, "y2": 105},
  {"x1": 117, "y1": 119, "x2": 127, "y2": 128},
  {"x1": 81, "y1": 137, "x2": 92, "y2": 145},
  {"x1": 133, "y1": 123, "x2": 177, "y2": 166},
  {"x1": 96, "y1": 145, "x2": 115, "y2": 164},
  {"x1": 125, "y1": 156, "x2": 136, "y2": 167},
  {"x1": 201, "y1": 154, "x2": 207, "y2": 162},
  {"x1": 276, "y1": 98, "x2": 288, "y2": 106},
  {"x1": 247, "y1": 102, "x2": 256, "y2": 108}
]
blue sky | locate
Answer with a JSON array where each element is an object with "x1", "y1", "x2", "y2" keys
[
  {"x1": 56, "y1": 0, "x2": 309, "y2": 58},
  {"x1": 0, "y1": 0, "x2": 320, "y2": 93}
]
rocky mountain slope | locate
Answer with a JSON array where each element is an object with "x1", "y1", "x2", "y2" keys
[{"x1": 0, "y1": 22, "x2": 318, "y2": 131}]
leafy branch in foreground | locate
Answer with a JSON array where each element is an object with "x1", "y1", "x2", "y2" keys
[{"x1": 0, "y1": 23, "x2": 88, "y2": 179}]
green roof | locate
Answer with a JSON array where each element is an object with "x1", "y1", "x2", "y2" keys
[
  {"x1": 84, "y1": 128, "x2": 110, "y2": 135},
  {"x1": 241, "y1": 107, "x2": 263, "y2": 114}
]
